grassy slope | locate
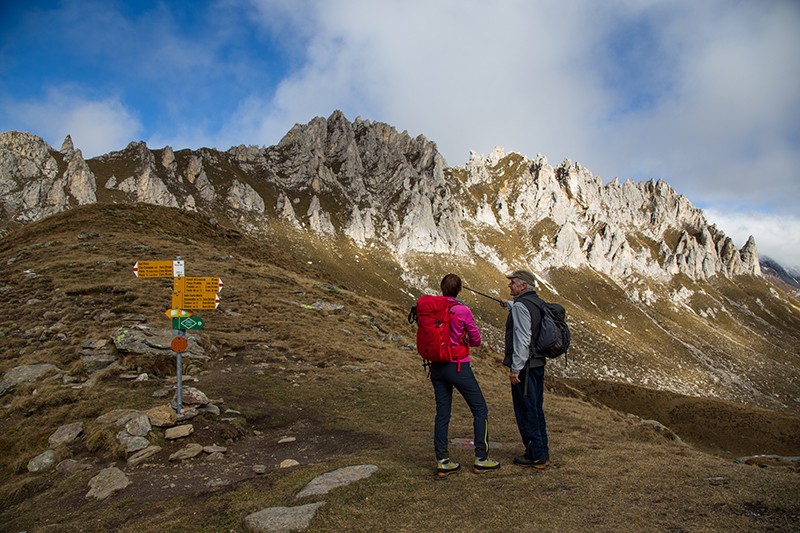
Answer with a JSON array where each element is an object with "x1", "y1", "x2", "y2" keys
[{"x1": 0, "y1": 204, "x2": 798, "y2": 532}]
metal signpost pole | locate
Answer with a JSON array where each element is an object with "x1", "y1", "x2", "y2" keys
[
  {"x1": 174, "y1": 256, "x2": 184, "y2": 414},
  {"x1": 175, "y1": 329, "x2": 183, "y2": 414}
]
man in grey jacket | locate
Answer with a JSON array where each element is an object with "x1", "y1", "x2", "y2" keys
[{"x1": 500, "y1": 269, "x2": 549, "y2": 469}]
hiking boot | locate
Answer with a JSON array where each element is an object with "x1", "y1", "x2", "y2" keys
[
  {"x1": 513, "y1": 455, "x2": 548, "y2": 469},
  {"x1": 473, "y1": 457, "x2": 501, "y2": 473},
  {"x1": 436, "y1": 458, "x2": 460, "y2": 476}
]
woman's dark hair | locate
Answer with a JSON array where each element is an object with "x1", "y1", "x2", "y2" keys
[{"x1": 440, "y1": 273, "x2": 462, "y2": 297}]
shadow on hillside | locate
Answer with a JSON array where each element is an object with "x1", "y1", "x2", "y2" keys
[{"x1": 560, "y1": 377, "x2": 800, "y2": 458}]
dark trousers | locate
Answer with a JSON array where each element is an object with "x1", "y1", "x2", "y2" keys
[
  {"x1": 430, "y1": 362, "x2": 489, "y2": 460},
  {"x1": 511, "y1": 365, "x2": 549, "y2": 461}
]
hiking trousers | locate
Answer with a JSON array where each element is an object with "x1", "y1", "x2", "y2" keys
[
  {"x1": 511, "y1": 365, "x2": 549, "y2": 461},
  {"x1": 430, "y1": 362, "x2": 490, "y2": 461}
]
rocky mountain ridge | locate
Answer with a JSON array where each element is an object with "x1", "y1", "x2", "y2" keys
[
  {"x1": 1, "y1": 111, "x2": 798, "y2": 414},
  {"x1": 0, "y1": 110, "x2": 760, "y2": 287}
]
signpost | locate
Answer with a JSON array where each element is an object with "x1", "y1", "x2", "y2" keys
[{"x1": 133, "y1": 256, "x2": 221, "y2": 413}]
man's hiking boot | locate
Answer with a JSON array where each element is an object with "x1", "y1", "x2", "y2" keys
[
  {"x1": 513, "y1": 455, "x2": 548, "y2": 469},
  {"x1": 473, "y1": 457, "x2": 501, "y2": 473},
  {"x1": 436, "y1": 458, "x2": 460, "y2": 477}
]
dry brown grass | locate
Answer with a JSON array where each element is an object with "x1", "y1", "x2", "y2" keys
[{"x1": 0, "y1": 204, "x2": 798, "y2": 532}]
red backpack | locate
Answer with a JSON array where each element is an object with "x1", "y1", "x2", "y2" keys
[{"x1": 411, "y1": 295, "x2": 469, "y2": 371}]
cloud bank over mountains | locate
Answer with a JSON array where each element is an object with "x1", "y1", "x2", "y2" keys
[{"x1": 1, "y1": 0, "x2": 798, "y2": 267}]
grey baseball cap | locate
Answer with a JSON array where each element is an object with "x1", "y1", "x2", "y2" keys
[{"x1": 506, "y1": 269, "x2": 537, "y2": 288}]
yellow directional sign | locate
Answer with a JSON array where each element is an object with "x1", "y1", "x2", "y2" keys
[
  {"x1": 172, "y1": 292, "x2": 220, "y2": 310},
  {"x1": 173, "y1": 276, "x2": 223, "y2": 295},
  {"x1": 133, "y1": 260, "x2": 185, "y2": 278}
]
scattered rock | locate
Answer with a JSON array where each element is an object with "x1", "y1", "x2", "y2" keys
[
  {"x1": 280, "y1": 459, "x2": 300, "y2": 469},
  {"x1": 125, "y1": 413, "x2": 152, "y2": 437},
  {"x1": 0, "y1": 364, "x2": 61, "y2": 396},
  {"x1": 80, "y1": 354, "x2": 118, "y2": 373},
  {"x1": 147, "y1": 404, "x2": 177, "y2": 427},
  {"x1": 27, "y1": 450, "x2": 57, "y2": 472},
  {"x1": 176, "y1": 386, "x2": 210, "y2": 406},
  {"x1": 169, "y1": 443, "x2": 204, "y2": 461},
  {"x1": 203, "y1": 445, "x2": 227, "y2": 454},
  {"x1": 56, "y1": 459, "x2": 91, "y2": 475},
  {"x1": 295, "y1": 465, "x2": 378, "y2": 499},
  {"x1": 278, "y1": 436, "x2": 296, "y2": 444},
  {"x1": 116, "y1": 430, "x2": 150, "y2": 453},
  {"x1": 253, "y1": 464, "x2": 268, "y2": 474},
  {"x1": 242, "y1": 502, "x2": 326, "y2": 533},
  {"x1": 128, "y1": 445, "x2": 162, "y2": 467},
  {"x1": 48, "y1": 421, "x2": 84, "y2": 447},
  {"x1": 86, "y1": 467, "x2": 130, "y2": 500},
  {"x1": 164, "y1": 424, "x2": 194, "y2": 440},
  {"x1": 199, "y1": 403, "x2": 221, "y2": 416},
  {"x1": 175, "y1": 407, "x2": 199, "y2": 422}
]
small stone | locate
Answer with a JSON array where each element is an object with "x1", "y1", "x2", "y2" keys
[
  {"x1": 147, "y1": 404, "x2": 177, "y2": 428},
  {"x1": 253, "y1": 464, "x2": 268, "y2": 474},
  {"x1": 86, "y1": 467, "x2": 130, "y2": 500},
  {"x1": 242, "y1": 502, "x2": 325, "y2": 533},
  {"x1": 175, "y1": 386, "x2": 210, "y2": 406},
  {"x1": 128, "y1": 445, "x2": 162, "y2": 467},
  {"x1": 164, "y1": 424, "x2": 194, "y2": 440},
  {"x1": 203, "y1": 445, "x2": 227, "y2": 454},
  {"x1": 116, "y1": 431, "x2": 150, "y2": 453},
  {"x1": 280, "y1": 459, "x2": 300, "y2": 469},
  {"x1": 28, "y1": 450, "x2": 57, "y2": 472},
  {"x1": 295, "y1": 464, "x2": 379, "y2": 499},
  {"x1": 176, "y1": 407, "x2": 199, "y2": 422},
  {"x1": 199, "y1": 403, "x2": 221, "y2": 416},
  {"x1": 48, "y1": 421, "x2": 84, "y2": 447},
  {"x1": 278, "y1": 436, "x2": 296, "y2": 444},
  {"x1": 125, "y1": 413, "x2": 152, "y2": 437},
  {"x1": 56, "y1": 459, "x2": 90, "y2": 475},
  {"x1": 169, "y1": 443, "x2": 203, "y2": 461}
]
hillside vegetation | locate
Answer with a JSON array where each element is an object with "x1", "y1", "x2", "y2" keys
[{"x1": 0, "y1": 204, "x2": 798, "y2": 532}]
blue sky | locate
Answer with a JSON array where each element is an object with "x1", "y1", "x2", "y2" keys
[{"x1": 2, "y1": 0, "x2": 799, "y2": 268}]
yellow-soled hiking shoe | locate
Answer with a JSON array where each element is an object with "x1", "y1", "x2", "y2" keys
[
  {"x1": 473, "y1": 457, "x2": 501, "y2": 473},
  {"x1": 436, "y1": 458, "x2": 461, "y2": 477}
]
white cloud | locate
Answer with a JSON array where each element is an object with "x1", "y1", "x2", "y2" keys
[
  {"x1": 704, "y1": 208, "x2": 800, "y2": 270},
  {"x1": 230, "y1": 0, "x2": 800, "y2": 276},
  {"x1": 4, "y1": 87, "x2": 141, "y2": 157},
  {"x1": 237, "y1": 0, "x2": 799, "y2": 214}
]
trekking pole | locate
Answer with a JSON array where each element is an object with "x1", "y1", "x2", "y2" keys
[{"x1": 463, "y1": 286, "x2": 503, "y2": 304}]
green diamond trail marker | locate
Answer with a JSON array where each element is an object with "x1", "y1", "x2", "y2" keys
[{"x1": 172, "y1": 316, "x2": 205, "y2": 330}]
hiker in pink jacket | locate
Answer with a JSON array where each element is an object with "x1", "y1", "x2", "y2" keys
[{"x1": 431, "y1": 273, "x2": 501, "y2": 476}]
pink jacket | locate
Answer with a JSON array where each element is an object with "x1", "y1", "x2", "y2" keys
[{"x1": 447, "y1": 297, "x2": 482, "y2": 362}]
